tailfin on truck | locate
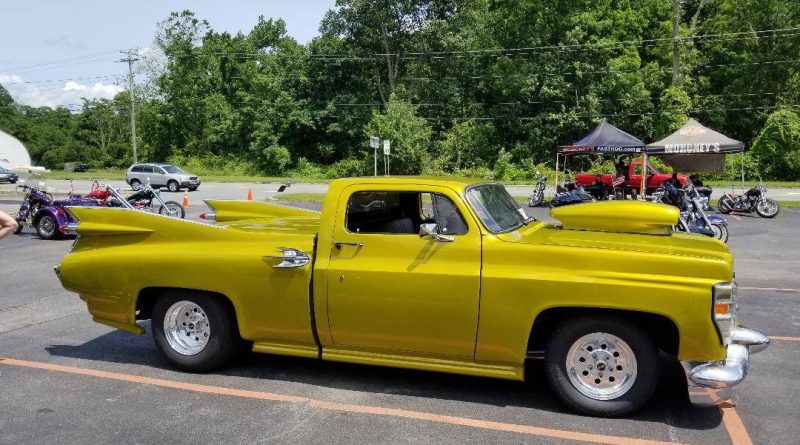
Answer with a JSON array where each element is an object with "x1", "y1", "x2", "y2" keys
[{"x1": 202, "y1": 200, "x2": 319, "y2": 223}]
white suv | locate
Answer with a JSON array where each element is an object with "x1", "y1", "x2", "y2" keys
[{"x1": 126, "y1": 163, "x2": 201, "y2": 192}]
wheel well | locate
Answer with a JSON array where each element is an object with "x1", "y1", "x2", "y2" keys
[
  {"x1": 136, "y1": 287, "x2": 240, "y2": 333},
  {"x1": 526, "y1": 307, "x2": 679, "y2": 357}
]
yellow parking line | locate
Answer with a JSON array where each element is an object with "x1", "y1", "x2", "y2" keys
[
  {"x1": 0, "y1": 357, "x2": 685, "y2": 445},
  {"x1": 770, "y1": 336, "x2": 800, "y2": 342},
  {"x1": 738, "y1": 286, "x2": 800, "y2": 293},
  {"x1": 705, "y1": 390, "x2": 753, "y2": 445}
]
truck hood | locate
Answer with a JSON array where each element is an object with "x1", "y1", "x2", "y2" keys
[{"x1": 499, "y1": 200, "x2": 730, "y2": 263}]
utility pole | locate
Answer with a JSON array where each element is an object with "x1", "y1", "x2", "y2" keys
[
  {"x1": 671, "y1": 0, "x2": 681, "y2": 86},
  {"x1": 119, "y1": 50, "x2": 140, "y2": 164}
]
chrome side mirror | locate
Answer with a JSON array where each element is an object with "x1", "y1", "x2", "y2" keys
[{"x1": 419, "y1": 223, "x2": 454, "y2": 242}]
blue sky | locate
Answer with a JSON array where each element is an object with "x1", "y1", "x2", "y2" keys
[{"x1": 0, "y1": 0, "x2": 335, "y2": 108}]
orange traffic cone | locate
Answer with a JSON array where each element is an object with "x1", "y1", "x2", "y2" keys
[
  {"x1": 247, "y1": 188, "x2": 253, "y2": 201},
  {"x1": 182, "y1": 190, "x2": 189, "y2": 207}
]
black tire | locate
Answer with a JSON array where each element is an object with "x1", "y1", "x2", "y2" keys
[
  {"x1": 36, "y1": 215, "x2": 60, "y2": 240},
  {"x1": 151, "y1": 291, "x2": 242, "y2": 372},
  {"x1": 167, "y1": 180, "x2": 180, "y2": 192},
  {"x1": 544, "y1": 316, "x2": 659, "y2": 417},
  {"x1": 711, "y1": 223, "x2": 729, "y2": 243},
  {"x1": 159, "y1": 201, "x2": 186, "y2": 219},
  {"x1": 755, "y1": 198, "x2": 780, "y2": 218},
  {"x1": 130, "y1": 179, "x2": 142, "y2": 191},
  {"x1": 188, "y1": 186, "x2": 198, "y2": 192},
  {"x1": 717, "y1": 197, "x2": 732, "y2": 214},
  {"x1": 13, "y1": 219, "x2": 23, "y2": 234}
]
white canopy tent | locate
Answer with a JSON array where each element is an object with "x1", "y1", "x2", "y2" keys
[{"x1": 0, "y1": 129, "x2": 32, "y2": 170}]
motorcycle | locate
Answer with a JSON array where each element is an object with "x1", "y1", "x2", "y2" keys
[
  {"x1": 717, "y1": 179, "x2": 779, "y2": 218},
  {"x1": 13, "y1": 181, "x2": 97, "y2": 240},
  {"x1": 97, "y1": 181, "x2": 185, "y2": 218},
  {"x1": 689, "y1": 177, "x2": 713, "y2": 211},
  {"x1": 550, "y1": 182, "x2": 595, "y2": 208},
  {"x1": 527, "y1": 173, "x2": 546, "y2": 207},
  {"x1": 656, "y1": 182, "x2": 728, "y2": 243}
]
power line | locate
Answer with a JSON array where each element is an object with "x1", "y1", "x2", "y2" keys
[
  {"x1": 0, "y1": 74, "x2": 121, "y2": 85},
  {"x1": 1, "y1": 50, "x2": 121, "y2": 72}
]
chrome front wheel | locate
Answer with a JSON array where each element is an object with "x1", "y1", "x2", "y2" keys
[
  {"x1": 756, "y1": 198, "x2": 779, "y2": 218},
  {"x1": 544, "y1": 317, "x2": 659, "y2": 417},
  {"x1": 163, "y1": 301, "x2": 211, "y2": 356},
  {"x1": 565, "y1": 333, "x2": 638, "y2": 401}
]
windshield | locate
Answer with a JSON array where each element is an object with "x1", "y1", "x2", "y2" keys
[
  {"x1": 161, "y1": 165, "x2": 183, "y2": 173},
  {"x1": 465, "y1": 183, "x2": 530, "y2": 233}
]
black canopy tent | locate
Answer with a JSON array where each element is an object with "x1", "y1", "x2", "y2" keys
[
  {"x1": 643, "y1": 118, "x2": 745, "y2": 191},
  {"x1": 555, "y1": 120, "x2": 645, "y2": 189}
]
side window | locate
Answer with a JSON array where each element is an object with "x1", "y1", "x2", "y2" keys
[
  {"x1": 154, "y1": 167, "x2": 166, "y2": 174},
  {"x1": 142, "y1": 165, "x2": 155, "y2": 174},
  {"x1": 131, "y1": 165, "x2": 144, "y2": 173},
  {"x1": 433, "y1": 194, "x2": 468, "y2": 235},
  {"x1": 345, "y1": 191, "x2": 467, "y2": 235}
]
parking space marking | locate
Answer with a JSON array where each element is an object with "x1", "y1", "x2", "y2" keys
[
  {"x1": 705, "y1": 390, "x2": 753, "y2": 445},
  {"x1": 769, "y1": 336, "x2": 800, "y2": 342},
  {"x1": 738, "y1": 286, "x2": 799, "y2": 293},
  {"x1": 0, "y1": 357, "x2": 686, "y2": 445}
]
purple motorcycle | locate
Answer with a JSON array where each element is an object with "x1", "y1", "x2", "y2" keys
[{"x1": 13, "y1": 182, "x2": 97, "y2": 240}]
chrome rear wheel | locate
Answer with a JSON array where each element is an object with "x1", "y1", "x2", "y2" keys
[{"x1": 163, "y1": 301, "x2": 210, "y2": 356}]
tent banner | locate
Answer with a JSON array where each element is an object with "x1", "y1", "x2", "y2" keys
[
  {"x1": 645, "y1": 119, "x2": 744, "y2": 155},
  {"x1": 558, "y1": 145, "x2": 641, "y2": 154}
]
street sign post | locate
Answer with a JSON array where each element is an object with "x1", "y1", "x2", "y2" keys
[
  {"x1": 369, "y1": 136, "x2": 379, "y2": 176},
  {"x1": 383, "y1": 140, "x2": 390, "y2": 176}
]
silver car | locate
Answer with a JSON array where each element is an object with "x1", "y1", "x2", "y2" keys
[{"x1": 126, "y1": 163, "x2": 201, "y2": 192}]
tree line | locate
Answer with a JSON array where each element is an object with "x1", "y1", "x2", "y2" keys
[{"x1": 1, "y1": 0, "x2": 800, "y2": 180}]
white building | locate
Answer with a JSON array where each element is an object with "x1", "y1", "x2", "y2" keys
[{"x1": 0, "y1": 129, "x2": 32, "y2": 170}]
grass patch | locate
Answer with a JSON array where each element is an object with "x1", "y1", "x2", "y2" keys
[
  {"x1": 38, "y1": 169, "x2": 330, "y2": 184},
  {"x1": 705, "y1": 180, "x2": 800, "y2": 188},
  {"x1": 776, "y1": 200, "x2": 800, "y2": 208},
  {"x1": 39, "y1": 170, "x2": 127, "y2": 180}
]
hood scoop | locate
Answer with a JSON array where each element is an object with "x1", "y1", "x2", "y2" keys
[{"x1": 550, "y1": 201, "x2": 679, "y2": 235}]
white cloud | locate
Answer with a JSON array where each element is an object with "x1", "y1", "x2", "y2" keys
[{"x1": 0, "y1": 73, "x2": 124, "y2": 109}]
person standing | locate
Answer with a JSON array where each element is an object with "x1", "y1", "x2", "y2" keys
[{"x1": 0, "y1": 209, "x2": 18, "y2": 240}]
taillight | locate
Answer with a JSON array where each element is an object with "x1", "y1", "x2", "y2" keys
[
  {"x1": 199, "y1": 212, "x2": 216, "y2": 221},
  {"x1": 712, "y1": 282, "x2": 737, "y2": 345}
]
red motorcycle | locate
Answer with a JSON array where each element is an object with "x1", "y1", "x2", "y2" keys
[{"x1": 87, "y1": 180, "x2": 185, "y2": 218}]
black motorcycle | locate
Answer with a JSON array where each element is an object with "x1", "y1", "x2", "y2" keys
[
  {"x1": 106, "y1": 183, "x2": 185, "y2": 218},
  {"x1": 717, "y1": 179, "x2": 779, "y2": 218},
  {"x1": 527, "y1": 174, "x2": 546, "y2": 207}
]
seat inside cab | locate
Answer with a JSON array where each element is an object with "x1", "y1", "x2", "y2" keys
[{"x1": 345, "y1": 191, "x2": 467, "y2": 235}]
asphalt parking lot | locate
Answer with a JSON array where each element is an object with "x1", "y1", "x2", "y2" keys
[{"x1": 1, "y1": 181, "x2": 798, "y2": 444}]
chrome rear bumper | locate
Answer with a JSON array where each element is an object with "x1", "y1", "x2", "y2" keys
[{"x1": 681, "y1": 326, "x2": 769, "y2": 405}]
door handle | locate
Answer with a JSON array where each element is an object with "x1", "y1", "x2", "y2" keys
[
  {"x1": 333, "y1": 241, "x2": 364, "y2": 249},
  {"x1": 264, "y1": 248, "x2": 310, "y2": 268}
]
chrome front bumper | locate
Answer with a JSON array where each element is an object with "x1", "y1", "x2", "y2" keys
[{"x1": 681, "y1": 326, "x2": 769, "y2": 405}]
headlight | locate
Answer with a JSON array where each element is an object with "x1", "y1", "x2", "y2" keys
[{"x1": 713, "y1": 281, "x2": 737, "y2": 345}]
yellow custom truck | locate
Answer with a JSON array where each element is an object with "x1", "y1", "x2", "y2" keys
[{"x1": 56, "y1": 177, "x2": 769, "y2": 417}]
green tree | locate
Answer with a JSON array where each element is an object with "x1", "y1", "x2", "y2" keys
[
  {"x1": 751, "y1": 109, "x2": 800, "y2": 180},
  {"x1": 364, "y1": 93, "x2": 432, "y2": 174}
]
